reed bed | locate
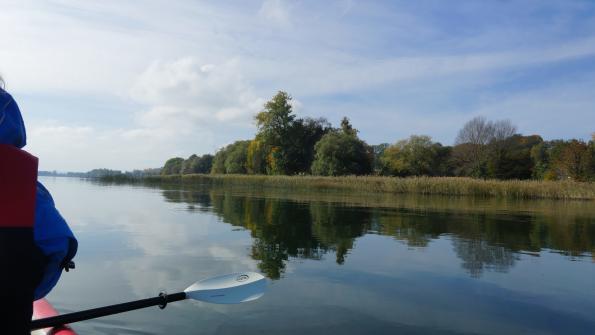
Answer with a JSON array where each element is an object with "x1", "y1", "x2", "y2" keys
[{"x1": 136, "y1": 174, "x2": 595, "y2": 200}]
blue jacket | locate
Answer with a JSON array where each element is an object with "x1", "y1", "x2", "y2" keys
[{"x1": 0, "y1": 88, "x2": 78, "y2": 299}]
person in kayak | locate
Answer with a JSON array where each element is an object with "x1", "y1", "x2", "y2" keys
[{"x1": 0, "y1": 76, "x2": 78, "y2": 332}]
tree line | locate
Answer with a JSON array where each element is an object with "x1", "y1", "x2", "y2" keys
[{"x1": 162, "y1": 91, "x2": 595, "y2": 181}]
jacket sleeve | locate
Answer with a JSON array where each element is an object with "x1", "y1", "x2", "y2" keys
[{"x1": 33, "y1": 182, "x2": 78, "y2": 300}]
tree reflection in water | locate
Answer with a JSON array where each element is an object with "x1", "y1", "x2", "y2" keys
[
  {"x1": 156, "y1": 184, "x2": 595, "y2": 280},
  {"x1": 452, "y1": 238, "x2": 516, "y2": 278}
]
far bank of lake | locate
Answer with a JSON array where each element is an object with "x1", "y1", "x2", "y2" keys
[{"x1": 100, "y1": 174, "x2": 595, "y2": 200}]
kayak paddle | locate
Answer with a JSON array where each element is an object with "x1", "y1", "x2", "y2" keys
[{"x1": 31, "y1": 271, "x2": 266, "y2": 330}]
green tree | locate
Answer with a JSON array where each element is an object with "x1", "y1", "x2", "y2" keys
[
  {"x1": 286, "y1": 117, "x2": 331, "y2": 173},
  {"x1": 211, "y1": 148, "x2": 228, "y2": 174},
  {"x1": 254, "y1": 91, "x2": 296, "y2": 174},
  {"x1": 340, "y1": 116, "x2": 357, "y2": 136},
  {"x1": 254, "y1": 92, "x2": 331, "y2": 175},
  {"x1": 371, "y1": 143, "x2": 390, "y2": 175},
  {"x1": 380, "y1": 135, "x2": 446, "y2": 177},
  {"x1": 255, "y1": 91, "x2": 295, "y2": 146},
  {"x1": 530, "y1": 142, "x2": 550, "y2": 179},
  {"x1": 161, "y1": 157, "x2": 184, "y2": 175},
  {"x1": 224, "y1": 141, "x2": 250, "y2": 174},
  {"x1": 211, "y1": 141, "x2": 250, "y2": 174},
  {"x1": 434, "y1": 145, "x2": 454, "y2": 176},
  {"x1": 181, "y1": 154, "x2": 199, "y2": 175},
  {"x1": 542, "y1": 140, "x2": 566, "y2": 180},
  {"x1": 197, "y1": 154, "x2": 214, "y2": 173},
  {"x1": 486, "y1": 135, "x2": 543, "y2": 179},
  {"x1": 311, "y1": 118, "x2": 373, "y2": 176}
]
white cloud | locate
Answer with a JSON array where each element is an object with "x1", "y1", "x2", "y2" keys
[{"x1": 131, "y1": 58, "x2": 264, "y2": 124}]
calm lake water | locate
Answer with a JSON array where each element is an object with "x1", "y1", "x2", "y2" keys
[{"x1": 42, "y1": 176, "x2": 595, "y2": 335}]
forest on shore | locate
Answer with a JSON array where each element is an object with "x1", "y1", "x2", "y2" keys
[{"x1": 160, "y1": 91, "x2": 595, "y2": 182}]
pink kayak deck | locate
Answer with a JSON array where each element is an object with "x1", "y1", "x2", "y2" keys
[{"x1": 32, "y1": 299, "x2": 78, "y2": 335}]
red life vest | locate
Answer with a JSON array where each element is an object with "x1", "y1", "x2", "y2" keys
[
  {"x1": 0, "y1": 143, "x2": 38, "y2": 228},
  {"x1": 0, "y1": 143, "x2": 39, "y2": 334}
]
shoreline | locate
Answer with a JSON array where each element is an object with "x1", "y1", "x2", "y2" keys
[{"x1": 99, "y1": 174, "x2": 595, "y2": 200}]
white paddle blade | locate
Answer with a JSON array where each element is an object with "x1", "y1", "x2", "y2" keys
[{"x1": 184, "y1": 272, "x2": 266, "y2": 304}]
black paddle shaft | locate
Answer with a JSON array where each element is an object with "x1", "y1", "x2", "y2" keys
[{"x1": 30, "y1": 291, "x2": 187, "y2": 330}]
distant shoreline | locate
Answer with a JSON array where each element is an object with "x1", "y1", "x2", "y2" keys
[{"x1": 98, "y1": 174, "x2": 595, "y2": 200}]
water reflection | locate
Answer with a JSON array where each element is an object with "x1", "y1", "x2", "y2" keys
[
  {"x1": 154, "y1": 183, "x2": 595, "y2": 279},
  {"x1": 45, "y1": 178, "x2": 595, "y2": 335}
]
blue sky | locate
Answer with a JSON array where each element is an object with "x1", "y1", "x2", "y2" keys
[{"x1": 1, "y1": 0, "x2": 594, "y2": 171}]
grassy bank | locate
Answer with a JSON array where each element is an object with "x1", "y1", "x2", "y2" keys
[{"x1": 102, "y1": 174, "x2": 595, "y2": 200}]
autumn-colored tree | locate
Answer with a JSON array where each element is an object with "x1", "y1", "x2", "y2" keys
[
  {"x1": 555, "y1": 140, "x2": 592, "y2": 181},
  {"x1": 246, "y1": 139, "x2": 267, "y2": 174}
]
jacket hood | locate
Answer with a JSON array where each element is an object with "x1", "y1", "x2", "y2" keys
[{"x1": 0, "y1": 88, "x2": 26, "y2": 148}]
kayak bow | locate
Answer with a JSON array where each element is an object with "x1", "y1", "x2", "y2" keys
[{"x1": 32, "y1": 299, "x2": 78, "y2": 335}]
